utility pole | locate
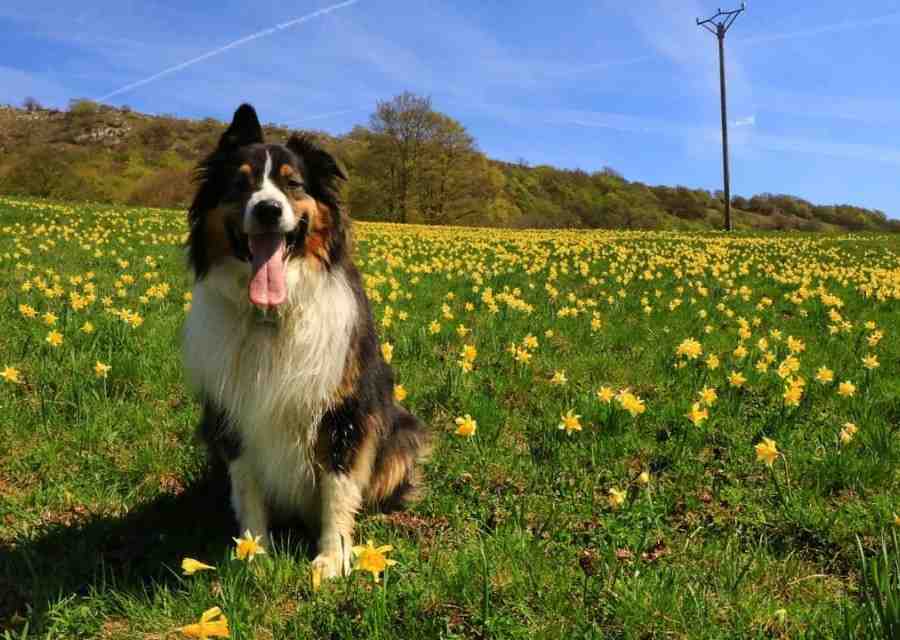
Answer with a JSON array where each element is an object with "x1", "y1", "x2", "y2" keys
[{"x1": 697, "y1": 3, "x2": 745, "y2": 231}]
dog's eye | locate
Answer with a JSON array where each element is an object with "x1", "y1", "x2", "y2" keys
[{"x1": 235, "y1": 171, "x2": 253, "y2": 190}]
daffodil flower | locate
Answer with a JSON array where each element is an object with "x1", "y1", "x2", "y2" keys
[
  {"x1": 755, "y1": 437, "x2": 779, "y2": 467},
  {"x1": 607, "y1": 488, "x2": 627, "y2": 510},
  {"x1": 232, "y1": 530, "x2": 267, "y2": 562},
  {"x1": 352, "y1": 539, "x2": 398, "y2": 583},
  {"x1": 454, "y1": 414, "x2": 477, "y2": 437},
  {"x1": 181, "y1": 558, "x2": 216, "y2": 575},
  {"x1": 175, "y1": 606, "x2": 229, "y2": 638}
]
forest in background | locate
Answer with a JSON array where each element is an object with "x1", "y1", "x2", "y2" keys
[{"x1": 1, "y1": 94, "x2": 897, "y2": 232}]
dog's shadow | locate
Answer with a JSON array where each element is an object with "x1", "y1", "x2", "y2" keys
[{"x1": 0, "y1": 466, "x2": 314, "y2": 631}]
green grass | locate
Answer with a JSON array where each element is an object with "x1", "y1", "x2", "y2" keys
[{"x1": 1, "y1": 195, "x2": 899, "y2": 639}]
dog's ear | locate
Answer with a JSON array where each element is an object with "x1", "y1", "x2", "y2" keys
[
  {"x1": 218, "y1": 103, "x2": 264, "y2": 150},
  {"x1": 287, "y1": 134, "x2": 348, "y2": 188}
]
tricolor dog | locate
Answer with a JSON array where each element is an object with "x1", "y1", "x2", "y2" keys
[{"x1": 182, "y1": 104, "x2": 429, "y2": 580}]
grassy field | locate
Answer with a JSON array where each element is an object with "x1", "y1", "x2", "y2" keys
[{"x1": 1, "y1": 195, "x2": 899, "y2": 639}]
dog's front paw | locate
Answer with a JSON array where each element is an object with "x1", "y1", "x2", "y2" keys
[{"x1": 310, "y1": 545, "x2": 352, "y2": 590}]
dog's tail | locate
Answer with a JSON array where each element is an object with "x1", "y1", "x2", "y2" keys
[{"x1": 367, "y1": 407, "x2": 431, "y2": 512}]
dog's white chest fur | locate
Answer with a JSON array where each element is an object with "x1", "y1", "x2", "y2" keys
[{"x1": 182, "y1": 259, "x2": 357, "y2": 511}]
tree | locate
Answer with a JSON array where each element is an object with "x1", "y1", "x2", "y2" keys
[
  {"x1": 23, "y1": 97, "x2": 42, "y2": 112},
  {"x1": 352, "y1": 92, "x2": 494, "y2": 225},
  {"x1": 368, "y1": 92, "x2": 437, "y2": 223},
  {"x1": 417, "y1": 115, "x2": 500, "y2": 225}
]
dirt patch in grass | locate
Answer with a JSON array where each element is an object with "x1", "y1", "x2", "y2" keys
[
  {"x1": 99, "y1": 618, "x2": 130, "y2": 639},
  {"x1": 380, "y1": 511, "x2": 451, "y2": 545}
]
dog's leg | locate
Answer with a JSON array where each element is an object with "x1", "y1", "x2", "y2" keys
[
  {"x1": 311, "y1": 473, "x2": 361, "y2": 580},
  {"x1": 229, "y1": 456, "x2": 270, "y2": 545}
]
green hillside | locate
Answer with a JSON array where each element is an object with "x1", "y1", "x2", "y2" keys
[{"x1": 1, "y1": 97, "x2": 896, "y2": 233}]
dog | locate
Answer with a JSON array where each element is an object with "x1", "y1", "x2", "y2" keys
[{"x1": 182, "y1": 104, "x2": 430, "y2": 581}]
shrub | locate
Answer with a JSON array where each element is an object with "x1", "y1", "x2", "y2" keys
[
  {"x1": 68, "y1": 98, "x2": 100, "y2": 117},
  {"x1": 0, "y1": 149, "x2": 98, "y2": 200},
  {"x1": 126, "y1": 167, "x2": 193, "y2": 208}
]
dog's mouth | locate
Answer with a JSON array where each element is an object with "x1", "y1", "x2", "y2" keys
[{"x1": 226, "y1": 217, "x2": 307, "y2": 308}]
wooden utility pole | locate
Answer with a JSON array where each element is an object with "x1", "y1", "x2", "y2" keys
[{"x1": 697, "y1": 3, "x2": 745, "y2": 231}]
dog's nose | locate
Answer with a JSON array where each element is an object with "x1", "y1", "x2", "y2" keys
[{"x1": 254, "y1": 200, "x2": 282, "y2": 225}]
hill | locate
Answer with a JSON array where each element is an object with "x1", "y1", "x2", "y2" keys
[{"x1": 1, "y1": 97, "x2": 896, "y2": 233}]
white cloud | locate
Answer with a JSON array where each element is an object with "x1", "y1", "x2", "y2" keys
[
  {"x1": 733, "y1": 115, "x2": 755, "y2": 127},
  {"x1": 736, "y1": 10, "x2": 900, "y2": 46},
  {"x1": 546, "y1": 107, "x2": 900, "y2": 167},
  {"x1": 610, "y1": 0, "x2": 755, "y2": 118}
]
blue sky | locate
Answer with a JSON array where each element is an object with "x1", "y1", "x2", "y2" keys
[{"x1": 3, "y1": 1, "x2": 899, "y2": 217}]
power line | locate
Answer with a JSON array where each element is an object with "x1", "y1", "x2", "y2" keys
[{"x1": 697, "y1": 3, "x2": 746, "y2": 232}]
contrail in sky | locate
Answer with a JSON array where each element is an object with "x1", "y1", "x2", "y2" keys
[{"x1": 96, "y1": 0, "x2": 360, "y2": 101}]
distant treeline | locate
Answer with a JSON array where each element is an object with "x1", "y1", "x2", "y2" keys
[{"x1": 1, "y1": 95, "x2": 896, "y2": 232}]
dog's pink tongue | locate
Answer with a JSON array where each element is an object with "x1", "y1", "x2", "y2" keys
[{"x1": 248, "y1": 233, "x2": 287, "y2": 307}]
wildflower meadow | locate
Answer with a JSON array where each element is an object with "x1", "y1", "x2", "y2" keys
[{"x1": 1, "y1": 195, "x2": 899, "y2": 638}]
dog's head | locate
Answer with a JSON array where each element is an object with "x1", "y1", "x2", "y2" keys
[{"x1": 187, "y1": 103, "x2": 348, "y2": 308}]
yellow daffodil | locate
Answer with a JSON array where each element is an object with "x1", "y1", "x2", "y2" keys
[
  {"x1": 787, "y1": 336, "x2": 805, "y2": 354},
  {"x1": 862, "y1": 354, "x2": 880, "y2": 370},
  {"x1": 45, "y1": 330, "x2": 63, "y2": 347},
  {"x1": 393, "y1": 384, "x2": 407, "y2": 402},
  {"x1": 175, "y1": 606, "x2": 229, "y2": 638},
  {"x1": 2, "y1": 366, "x2": 22, "y2": 384},
  {"x1": 181, "y1": 558, "x2": 216, "y2": 575},
  {"x1": 558, "y1": 410, "x2": 582, "y2": 434},
  {"x1": 232, "y1": 530, "x2": 267, "y2": 562},
  {"x1": 607, "y1": 487, "x2": 627, "y2": 510},
  {"x1": 728, "y1": 371, "x2": 746, "y2": 388},
  {"x1": 513, "y1": 347, "x2": 532, "y2": 364},
  {"x1": 618, "y1": 391, "x2": 646, "y2": 417},
  {"x1": 380, "y1": 342, "x2": 393, "y2": 364},
  {"x1": 597, "y1": 386, "x2": 615, "y2": 403},
  {"x1": 676, "y1": 338, "x2": 703, "y2": 360},
  {"x1": 698, "y1": 386, "x2": 718, "y2": 406},
  {"x1": 837, "y1": 422, "x2": 859, "y2": 445},
  {"x1": 755, "y1": 437, "x2": 779, "y2": 467},
  {"x1": 460, "y1": 344, "x2": 477, "y2": 362},
  {"x1": 94, "y1": 361, "x2": 111, "y2": 379},
  {"x1": 19, "y1": 304, "x2": 37, "y2": 319},
  {"x1": 783, "y1": 381, "x2": 803, "y2": 407},
  {"x1": 454, "y1": 414, "x2": 477, "y2": 437},
  {"x1": 686, "y1": 402, "x2": 709, "y2": 426},
  {"x1": 838, "y1": 381, "x2": 856, "y2": 398},
  {"x1": 815, "y1": 367, "x2": 834, "y2": 384},
  {"x1": 352, "y1": 539, "x2": 397, "y2": 583}
]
